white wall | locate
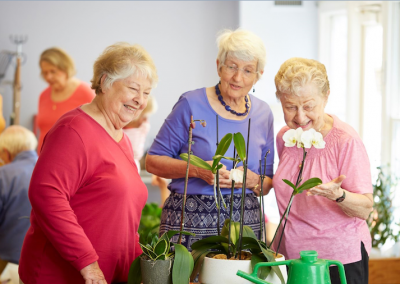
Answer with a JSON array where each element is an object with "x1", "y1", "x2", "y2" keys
[{"x1": 0, "y1": 1, "x2": 239, "y2": 148}]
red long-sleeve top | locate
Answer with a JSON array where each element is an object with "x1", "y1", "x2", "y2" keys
[{"x1": 19, "y1": 108, "x2": 147, "y2": 284}]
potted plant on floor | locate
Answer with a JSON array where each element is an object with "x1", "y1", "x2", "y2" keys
[{"x1": 128, "y1": 116, "x2": 206, "y2": 284}]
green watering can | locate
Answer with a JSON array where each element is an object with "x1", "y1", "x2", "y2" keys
[{"x1": 237, "y1": 250, "x2": 347, "y2": 284}]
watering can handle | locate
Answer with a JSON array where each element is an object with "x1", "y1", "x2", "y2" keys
[
  {"x1": 326, "y1": 260, "x2": 347, "y2": 284},
  {"x1": 237, "y1": 260, "x2": 292, "y2": 284}
]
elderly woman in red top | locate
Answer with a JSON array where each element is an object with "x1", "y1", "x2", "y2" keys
[{"x1": 19, "y1": 43, "x2": 158, "y2": 284}]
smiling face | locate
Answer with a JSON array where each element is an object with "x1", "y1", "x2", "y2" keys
[
  {"x1": 280, "y1": 83, "x2": 328, "y2": 131},
  {"x1": 40, "y1": 61, "x2": 68, "y2": 91},
  {"x1": 217, "y1": 56, "x2": 260, "y2": 99},
  {"x1": 101, "y1": 73, "x2": 152, "y2": 129}
]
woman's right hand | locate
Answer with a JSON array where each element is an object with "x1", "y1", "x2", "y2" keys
[{"x1": 80, "y1": 261, "x2": 107, "y2": 284}]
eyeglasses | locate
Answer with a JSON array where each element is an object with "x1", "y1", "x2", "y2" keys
[{"x1": 221, "y1": 63, "x2": 258, "y2": 79}]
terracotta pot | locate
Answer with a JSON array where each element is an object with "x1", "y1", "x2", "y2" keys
[
  {"x1": 140, "y1": 257, "x2": 173, "y2": 284},
  {"x1": 199, "y1": 254, "x2": 287, "y2": 284}
]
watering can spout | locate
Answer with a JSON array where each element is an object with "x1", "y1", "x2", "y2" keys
[{"x1": 236, "y1": 270, "x2": 271, "y2": 284}]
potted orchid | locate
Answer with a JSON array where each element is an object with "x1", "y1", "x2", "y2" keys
[
  {"x1": 268, "y1": 127, "x2": 325, "y2": 255},
  {"x1": 181, "y1": 122, "x2": 286, "y2": 284},
  {"x1": 128, "y1": 116, "x2": 205, "y2": 284}
]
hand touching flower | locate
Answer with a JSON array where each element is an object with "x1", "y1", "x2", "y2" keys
[
  {"x1": 229, "y1": 168, "x2": 244, "y2": 183},
  {"x1": 307, "y1": 175, "x2": 346, "y2": 201}
]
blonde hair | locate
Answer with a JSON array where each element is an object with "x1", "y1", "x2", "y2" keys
[
  {"x1": 216, "y1": 28, "x2": 266, "y2": 81},
  {"x1": 91, "y1": 42, "x2": 158, "y2": 95},
  {"x1": 275, "y1": 57, "x2": 330, "y2": 100},
  {"x1": 40, "y1": 47, "x2": 76, "y2": 78},
  {"x1": 0, "y1": 125, "x2": 37, "y2": 157}
]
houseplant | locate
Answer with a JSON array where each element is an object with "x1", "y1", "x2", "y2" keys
[
  {"x1": 182, "y1": 122, "x2": 286, "y2": 284},
  {"x1": 128, "y1": 116, "x2": 205, "y2": 284},
  {"x1": 128, "y1": 230, "x2": 194, "y2": 284},
  {"x1": 367, "y1": 166, "x2": 399, "y2": 249}
]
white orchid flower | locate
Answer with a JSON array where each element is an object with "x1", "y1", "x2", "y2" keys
[
  {"x1": 283, "y1": 128, "x2": 302, "y2": 147},
  {"x1": 311, "y1": 131, "x2": 326, "y2": 149},
  {"x1": 229, "y1": 169, "x2": 244, "y2": 183},
  {"x1": 295, "y1": 127, "x2": 304, "y2": 148},
  {"x1": 301, "y1": 128, "x2": 316, "y2": 149}
]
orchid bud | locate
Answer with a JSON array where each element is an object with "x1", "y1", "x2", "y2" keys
[
  {"x1": 201, "y1": 121, "x2": 207, "y2": 127},
  {"x1": 190, "y1": 121, "x2": 196, "y2": 129}
]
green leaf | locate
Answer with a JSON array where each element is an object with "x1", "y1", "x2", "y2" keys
[
  {"x1": 251, "y1": 253, "x2": 271, "y2": 279},
  {"x1": 163, "y1": 230, "x2": 195, "y2": 241},
  {"x1": 233, "y1": 133, "x2": 246, "y2": 162},
  {"x1": 154, "y1": 239, "x2": 168, "y2": 256},
  {"x1": 128, "y1": 256, "x2": 142, "y2": 284},
  {"x1": 297, "y1": 178, "x2": 323, "y2": 193},
  {"x1": 282, "y1": 179, "x2": 297, "y2": 191},
  {"x1": 140, "y1": 244, "x2": 157, "y2": 260},
  {"x1": 190, "y1": 236, "x2": 229, "y2": 250},
  {"x1": 180, "y1": 153, "x2": 212, "y2": 171},
  {"x1": 172, "y1": 244, "x2": 194, "y2": 284},
  {"x1": 243, "y1": 225, "x2": 258, "y2": 239},
  {"x1": 215, "y1": 133, "x2": 233, "y2": 156}
]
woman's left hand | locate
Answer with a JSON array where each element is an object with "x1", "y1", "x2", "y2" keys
[{"x1": 307, "y1": 175, "x2": 346, "y2": 201}]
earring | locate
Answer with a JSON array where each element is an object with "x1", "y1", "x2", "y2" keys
[{"x1": 253, "y1": 86, "x2": 255, "y2": 92}]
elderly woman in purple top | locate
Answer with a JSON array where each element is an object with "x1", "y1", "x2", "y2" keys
[{"x1": 146, "y1": 29, "x2": 274, "y2": 249}]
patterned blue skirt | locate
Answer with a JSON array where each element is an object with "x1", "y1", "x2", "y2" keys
[{"x1": 159, "y1": 191, "x2": 261, "y2": 250}]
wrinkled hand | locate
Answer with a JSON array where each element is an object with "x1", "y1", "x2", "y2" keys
[
  {"x1": 307, "y1": 175, "x2": 346, "y2": 201},
  {"x1": 219, "y1": 167, "x2": 260, "y2": 192},
  {"x1": 80, "y1": 261, "x2": 107, "y2": 284},
  {"x1": 196, "y1": 161, "x2": 230, "y2": 185}
]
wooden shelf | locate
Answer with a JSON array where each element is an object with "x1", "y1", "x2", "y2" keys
[{"x1": 369, "y1": 257, "x2": 400, "y2": 284}]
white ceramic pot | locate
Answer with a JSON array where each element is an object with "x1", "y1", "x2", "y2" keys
[{"x1": 199, "y1": 255, "x2": 287, "y2": 284}]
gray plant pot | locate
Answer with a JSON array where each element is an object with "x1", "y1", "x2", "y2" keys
[{"x1": 140, "y1": 257, "x2": 173, "y2": 284}]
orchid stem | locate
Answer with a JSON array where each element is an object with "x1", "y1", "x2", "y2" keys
[
  {"x1": 227, "y1": 148, "x2": 236, "y2": 258},
  {"x1": 237, "y1": 119, "x2": 251, "y2": 259},
  {"x1": 178, "y1": 115, "x2": 194, "y2": 244},
  {"x1": 216, "y1": 115, "x2": 221, "y2": 236},
  {"x1": 268, "y1": 148, "x2": 307, "y2": 251}
]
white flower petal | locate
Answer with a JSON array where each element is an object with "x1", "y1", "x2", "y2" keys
[
  {"x1": 229, "y1": 169, "x2": 244, "y2": 183},
  {"x1": 283, "y1": 129, "x2": 297, "y2": 147},
  {"x1": 311, "y1": 131, "x2": 326, "y2": 149},
  {"x1": 301, "y1": 129, "x2": 314, "y2": 149}
]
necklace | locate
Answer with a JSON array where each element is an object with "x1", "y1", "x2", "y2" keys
[{"x1": 215, "y1": 83, "x2": 249, "y2": 116}]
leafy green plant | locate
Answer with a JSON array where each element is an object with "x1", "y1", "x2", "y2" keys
[
  {"x1": 138, "y1": 203, "x2": 162, "y2": 244},
  {"x1": 190, "y1": 220, "x2": 285, "y2": 283},
  {"x1": 367, "y1": 167, "x2": 400, "y2": 248},
  {"x1": 128, "y1": 230, "x2": 195, "y2": 284}
]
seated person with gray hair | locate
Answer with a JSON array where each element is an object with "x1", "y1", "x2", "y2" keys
[{"x1": 0, "y1": 126, "x2": 38, "y2": 274}]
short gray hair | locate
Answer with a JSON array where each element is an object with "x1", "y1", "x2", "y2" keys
[
  {"x1": 275, "y1": 57, "x2": 330, "y2": 100},
  {"x1": 0, "y1": 125, "x2": 37, "y2": 157},
  {"x1": 216, "y1": 29, "x2": 266, "y2": 81},
  {"x1": 91, "y1": 42, "x2": 158, "y2": 95}
]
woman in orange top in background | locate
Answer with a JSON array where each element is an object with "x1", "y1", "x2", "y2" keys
[{"x1": 36, "y1": 47, "x2": 94, "y2": 154}]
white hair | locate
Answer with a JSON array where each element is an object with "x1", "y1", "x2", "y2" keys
[{"x1": 216, "y1": 28, "x2": 267, "y2": 80}]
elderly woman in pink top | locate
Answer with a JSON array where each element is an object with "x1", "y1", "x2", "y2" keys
[{"x1": 272, "y1": 57, "x2": 373, "y2": 284}]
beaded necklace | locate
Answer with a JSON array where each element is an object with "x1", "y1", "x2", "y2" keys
[{"x1": 215, "y1": 83, "x2": 249, "y2": 116}]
